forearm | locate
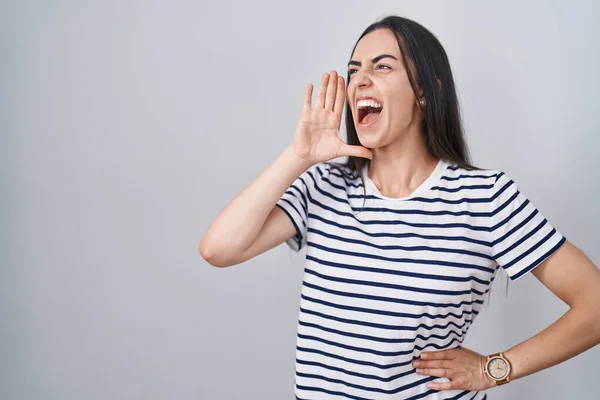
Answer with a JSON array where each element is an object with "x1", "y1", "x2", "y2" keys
[
  {"x1": 199, "y1": 144, "x2": 311, "y2": 259},
  {"x1": 504, "y1": 305, "x2": 600, "y2": 381}
]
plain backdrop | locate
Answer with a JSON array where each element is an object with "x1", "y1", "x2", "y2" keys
[{"x1": 1, "y1": 1, "x2": 599, "y2": 399}]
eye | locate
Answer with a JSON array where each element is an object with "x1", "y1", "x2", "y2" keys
[
  {"x1": 348, "y1": 68, "x2": 358, "y2": 75},
  {"x1": 377, "y1": 64, "x2": 392, "y2": 70}
]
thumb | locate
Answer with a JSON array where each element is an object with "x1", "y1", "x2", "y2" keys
[{"x1": 339, "y1": 144, "x2": 373, "y2": 160}]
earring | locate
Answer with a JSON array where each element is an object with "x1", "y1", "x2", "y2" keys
[{"x1": 419, "y1": 98, "x2": 426, "y2": 107}]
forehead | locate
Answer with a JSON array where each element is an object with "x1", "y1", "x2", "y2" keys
[{"x1": 351, "y1": 28, "x2": 401, "y2": 61}]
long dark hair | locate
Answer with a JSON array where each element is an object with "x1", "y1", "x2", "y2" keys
[{"x1": 332, "y1": 15, "x2": 478, "y2": 181}]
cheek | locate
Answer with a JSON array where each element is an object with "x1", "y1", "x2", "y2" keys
[{"x1": 385, "y1": 89, "x2": 417, "y2": 120}]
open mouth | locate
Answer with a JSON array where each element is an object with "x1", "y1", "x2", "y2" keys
[{"x1": 357, "y1": 98, "x2": 383, "y2": 127}]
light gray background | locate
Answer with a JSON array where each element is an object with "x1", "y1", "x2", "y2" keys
[{"x1": 1, "y1": 1, "x2": 599, "y2": 399}]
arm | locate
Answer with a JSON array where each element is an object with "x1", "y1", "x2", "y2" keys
[
  {"x1": 199, "y1": 71, "x2": 372, "y2": 267},
  {"x1": 504, "y1": 241, "x2": 600, "y2": 380},
  {"x1": 199, "y1": 145, "x2": 311, "y2": 267},
  {"x1": 414, "y1": 241, "x2": 600, "y2": 391}
]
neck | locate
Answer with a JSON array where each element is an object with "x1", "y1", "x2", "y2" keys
[{"x1": 368, "y1": 124, "x2": 440, "y2": 199}]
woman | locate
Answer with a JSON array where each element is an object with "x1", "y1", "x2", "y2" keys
[{"x1": 199, "y1": 15, "x2": 600, "y2": 399}]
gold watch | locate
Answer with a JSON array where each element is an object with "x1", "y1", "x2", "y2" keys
[{"x1": 483, "y1": 352, "x2": 512, "y2": 386}]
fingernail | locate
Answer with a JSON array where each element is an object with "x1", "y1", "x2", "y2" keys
[{"x1": 416, "y1": 369, "x2": 424, "y2": 374}]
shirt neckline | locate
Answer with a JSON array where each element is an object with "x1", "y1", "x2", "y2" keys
[{"x1": 361, "y1": 159, "x2": 449, "y2": 201}]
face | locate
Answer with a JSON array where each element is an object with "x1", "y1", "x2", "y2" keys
[{"x1": 347, "y1": 28, "x2": 420, "y2": 149}]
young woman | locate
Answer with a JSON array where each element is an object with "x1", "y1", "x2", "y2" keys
[{"x1": 199, "y1": 15, "x2": 600, "y2": 400}]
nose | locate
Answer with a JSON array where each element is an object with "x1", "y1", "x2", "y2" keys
[{"x1": 351, "y1": 67, "x2": 373, "y2": 89}]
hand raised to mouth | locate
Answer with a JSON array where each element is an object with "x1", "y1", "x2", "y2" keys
[{"x1": 291, "y1": 70, "x2": 373, "y2": 165}]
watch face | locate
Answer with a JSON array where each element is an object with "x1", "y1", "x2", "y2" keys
[{"x1": 487, "y1": 357, "x2": 508, "y2": 379}]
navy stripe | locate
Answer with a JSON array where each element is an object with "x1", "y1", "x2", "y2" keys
[
  {"x1": 489, "y1": 176, "x2": 514, "y2": 204},
  {"x1": 491, "y1": 198, "x2": 530, "y2": 232},
  {"x1": 298, "y1": 322, "x2": 465, "y2": 350},
  {"x1": 296, "y1": 358, "x2": 415, "y2": 382},
  {"x1": 441, "y1": 173, "x2": 498, "y2": 181},
  {"x1": 310, "y1": 214, "x2": 492, "y2": 247},
  {"x1": 353, "y1": 206, "x2": 492, "y2": 217},
  {"x1": 405, "y1": 196, "x2": 491, "y2": 204},
  {"x1": 305, "y1": 252, "x2": 493, "y2": 284},
  {"x1": 308, "y1": 193, "x2": 493, "y2": 231},
  {"x1": 291, "y1": 175, "x2": 310, "y2": 210},
  {"x1": 298, "y1": 332, "x2": 463, "y2": 357},
  {"x1": 495, "y1": 219, "x2": 548, "y2": 260},
  {"x1": 402, "y1": 176, "x2": 513, "y2": 205},
  {"x1": 297, "y1": 346, "x2": 414, "y2": 370},
  {"x1": 489, "y1": 190, "x2": 520, "y2": 217},
  {"x1": 296, "y1": 371, "x2": 439, "y2": 395},
  {"x1": 307, "y1": 245, "x2": 496, "y2": 275},
  {"x1": 443, "y1": 390, "x2": 476, "y2": 400},
  {"x1": 302, "y1": 281, "x2": 486, "y2": 309},
  {"x1": 321, "y1": 169, "x2": 363, "y2": 190},
  {"x1": 280, "y1": 197, "x2": 306, "y2": 227},
  {"x1": 300, "y1": 306, "x2": 472, "y2": 332},
  {"x1": 289, "y1": 184, "x2": 308, "y2": 216},
  {"x1": 304, "y1": 267, "x2": 488, "y2": 297},
  {"x1": 275, "y1": 204, "x2": 303, "y2": 246},
  {"x1": 299, "y1": 319, "x2": 468, "y2": 345},
  {"x1": 301, "y1": 294, "x2": 476, "y2": 321},
  {"x1": 491, "y1": 209, "x2": 538, "y2": 247},
  {"x1": 510, "y1": 235, "x2": 566, "y2": 280},
  {"x1": 405, "y1": 389, "x2": 475, "y2": 400},
  {"x1": 431, "y1": 184, "x2": 494, "y2": 192},
  {"x1": 503, "y1": 228, "x2": 557, "y2": 270},
  {"x1": 405, "y1": 389, "x2": 439, "y2": 400},
  {"x1": 324, "y1": 164, "x2": 364, "y2": 186},
  {"x1": 296, "y1": 384, "x2": 369, "y2": 400},
  {"x1": 309, "y1": 227, "x2": 493, "y2": 260}
]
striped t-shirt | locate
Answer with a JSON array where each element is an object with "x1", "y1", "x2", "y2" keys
[{"x1": 275, "y1": 158, "x2": 565, "y2": 400}]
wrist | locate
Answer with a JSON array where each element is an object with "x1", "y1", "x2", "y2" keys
[
  {"x1": 482, "y1": 352, "x2": 513, "y2": 387},
  {"x1": 284, "y1": 144, "x2": 314, "y2": 170}
]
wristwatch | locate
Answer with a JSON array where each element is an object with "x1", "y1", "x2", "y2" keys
[{"x1": 483, "y1": 352, "x2": 512, "y2": 386}]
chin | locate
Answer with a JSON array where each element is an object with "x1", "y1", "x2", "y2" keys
[{"x1": 355, "y1": 127, "x2": 387, "y2": 150}]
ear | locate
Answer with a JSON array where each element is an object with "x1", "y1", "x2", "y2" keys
[{"x1": 417, "y1": 79, "x2": 441, "y2": 97}]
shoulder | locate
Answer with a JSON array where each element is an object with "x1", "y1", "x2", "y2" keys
[
  {"x1": 295, "y1": 162, "x2": 364, "y2": 204},
  {"x1": 434, "y1": 162, "x2": 501, "y2": 195},
  {"x1": 442, "y1": 162, "x2": 517, "y2": 192},
  {"x1": 433, "y1": 163, "x2": 525, "y2": 209}
]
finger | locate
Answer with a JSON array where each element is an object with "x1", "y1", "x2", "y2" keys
[
  {"x1": 339, "y1": 144, "x2": 373, "y2": 160},
  {"x1": 302, "y1": 83, "x2": 313, "y2": 113},
  {"x1": 416, "y1": 360, "x2": 453, "y2": 369},
  {"x1": 333, "y1": 76, "x2": 346, "y2": 115},
  {"x1": 420, "y1": 350, "x2": 455, "y2": 360},
  {"x1": 324, "y1": 70, "x2": 338, "y2": 111},
  {"x1": 314, "y1": 73, "x2": 330, "y2": 109},
  {"x1": 416, "y1": 368, "x2": 452, "y2": 378},
  {"x1": 427, "y1": 380, "x2": 459, "y2": 391}
]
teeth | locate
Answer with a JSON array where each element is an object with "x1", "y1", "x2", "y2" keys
[{"x1": 357, "y1": 99, "x2": 382, "y2": 109}]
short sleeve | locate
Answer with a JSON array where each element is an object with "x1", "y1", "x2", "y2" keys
[
  {"x1": 489, "y1": 172, "x2": 566, "y2": 280},
  {"x1": 275, "y1": 165, "x2": 314, "y2": 252}
]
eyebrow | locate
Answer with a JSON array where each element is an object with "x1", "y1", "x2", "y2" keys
[{"x1": 347, "y1": 54, "x2": 399, "y2": 67}]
